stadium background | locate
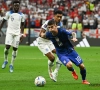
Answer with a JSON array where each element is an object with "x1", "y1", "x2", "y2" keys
[{"x1": 0, "y1": 0, "x2": 100, "y2": 46}]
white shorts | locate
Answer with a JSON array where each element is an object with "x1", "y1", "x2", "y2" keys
[
  {"x1": 37, "y1": 37, "x2": 55, "y2": 54},
  {"x1": 5, "y1": 33, "x2": 20, "y2": 48}
]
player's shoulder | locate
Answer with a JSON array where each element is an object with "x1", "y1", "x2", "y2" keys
[
  {"x1": 58, "y1": 28, "x2": 72, "y2": 34},
  {"x1": 6, "y1": 10, "x2": 24, "y2": 15},
  {"x1": 58, "y1": 28, "x2": 66, "y2": 32},
  {"x1": 18, "y1": 12, "x2": 24, "y2": 15},
  {"x1": 6, "y1": 10, "x2": 13, "y2": 15}
]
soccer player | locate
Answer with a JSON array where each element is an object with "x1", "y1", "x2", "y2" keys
[
  {"x1": 0, "y1": 0, "x2": 25, "y2": 72},
  {"x1": 36, "y1": 10, "x2": 63, "y2": 82},
  {"x1": 41, "y1": 19, "x2": 90, "y2": 84}
]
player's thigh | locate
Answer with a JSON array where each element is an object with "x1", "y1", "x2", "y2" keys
[
  {"x1": 69, "y1": 50, "x2": 83, "y2": 66},
  {"x1": 12, "y1": 35, "x2": 20, "y2": 48},
  {"x1": 45, "y1": 52, "x2": 55, "y2": 60},
  {"x1": 5, "y1": 33, "x2": 13, "y2": 45},
  {"x1": 48, "y1": 41, "x2": 55, "y2": 53},
  {"x1": 58, "y1": 54, "x2": 70, "y2": 66},
  {"x1": 37, "y1": 42, "x2": 51, "y2": 54}
]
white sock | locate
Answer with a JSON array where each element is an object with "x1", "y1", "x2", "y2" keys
[
  {"x1": 4, "y1": 48, "x2": 9, "y2": 61},
  {"x1": 11, "y1": 50, "x2": 17, "y2": 65},
  {"x1": 53, "y1": 57, "x2": 62, "y2": 75},
  {"x1": 48, "y1": 60, "x2": 54, "y2": 73},
  {"x1": 48, "y1": 60, "x2": 54, "y2": 66}
]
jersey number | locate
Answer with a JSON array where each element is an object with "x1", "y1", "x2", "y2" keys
[{"x1": 75, "y1": 56, "x2": 81, "y2": 63}]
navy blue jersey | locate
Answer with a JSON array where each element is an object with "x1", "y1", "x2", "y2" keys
[
  {"x1": 46, "y1": 28, "x2": 83, "y2": 66},
  {"x1": 46, "y1": 28, "x2": 74, "y2": 54}
]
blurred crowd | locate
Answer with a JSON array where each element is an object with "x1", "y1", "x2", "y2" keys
[{"x1": 0, "y1": 0, "x2": 100, "y2": 32}]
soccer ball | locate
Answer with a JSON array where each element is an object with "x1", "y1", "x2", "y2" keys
[{"x1": 34, "y1": 76, "x2": 46, "y2": 87}]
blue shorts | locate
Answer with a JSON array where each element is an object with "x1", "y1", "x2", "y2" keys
[{"x1": 58, "y1": 50, "x2": 83, "y2": 66}]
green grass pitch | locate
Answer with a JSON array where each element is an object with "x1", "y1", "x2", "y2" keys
[{"x1": 0, "y1": 45, "x2": 100, "y2": 90}]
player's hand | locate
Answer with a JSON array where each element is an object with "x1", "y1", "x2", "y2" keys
[
  {"x1": 71, "y1": 38, "x2": 78, "y2": 42},
  {"x1": 20, "y1": 33, "x2": 26, "y2": 42}
]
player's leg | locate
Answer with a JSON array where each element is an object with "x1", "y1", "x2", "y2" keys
[
  {"x1": 37, "y1": 40, "x2": 55, "y2": 79},
  {"x1": 9, "y1": 35, "x2": 20, "y2": 72},
  {"x1": 2, "y1": 33, "x2": 12, "y2": 69},
  {"x1": 79, "y1": 63, "x2": 90, "y2": 84},
  {"x1": 9, "y1": 47, "x2": 18, "y2": 73},
  {"x1": 51, "y1": 49, "x2": 62, "y2": 82},
  {"x1": 69, "y1": 50, "x2": 90, "y2": 84},
  {"x1": 45, "y1": 51, "x2": 55, "y2": 78},
  {"x1": 48, "y1": 42, "x2": 62, "y2": 81},
  {"x1": 59, "y1": 55, "x2": 78, "y2": 80}
]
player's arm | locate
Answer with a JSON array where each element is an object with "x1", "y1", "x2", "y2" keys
[
  {"x1": 20, "y1": 14, "x2": 26, "y2": 42},
  {"x1": 63, "y1": 29, "x2": 77, "y2": 42},
  {"x1": 0, "y1": 11, "x2": 9, "y2": 31},
  {"x1": 20, "y1": 22, "x2": 26, "y2": 42},
  {"x1": 20, "y1": 14, "x2": 25, "y2": 34},
  {"x1": 71, "y1": 32, "x2": 77, "y2": 42},
  {"x1": 0, "y1": 19, "x2": 6, "y2": 31},
  {"x1": 39, "y1": 28, "x2": 46, "y2": 38},
  {"x1": 39, "y1": 20, "x2": 49, "y2": 38},
  {"x1": 20, "y1": 22, "x2": 25, "y2": 34}
]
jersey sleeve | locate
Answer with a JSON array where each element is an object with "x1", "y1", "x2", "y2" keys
[
  {"x1": 57, "y1": 21, "x2": 63, "y2": 28},
  {"x1": 41, "y1": 20, "x2": 49, "y2": 30},
  {"x1": 21, "y1": 14, "x2": 25, "y2": 22},
  {"x1": 60, "y1": 22, "x2": 63, "y2": 27},
  {"x1": 3, "y1": 11, "x2": 10, "y2": 20}
]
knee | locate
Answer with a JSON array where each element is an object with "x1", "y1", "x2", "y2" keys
[
  {"x1": 13, "y1": 47, "x2": 18, "y2": 51},
  {"x1": 6, "y1": 45, "x2": 10, "y2": 49},
  {"x1": 45, "y1": 53, "x2": 55, "y2": 62},
  {"x1": 79, "y1": 63, "x2": 85, "y2": 70},
  {"x1": 66, "y1": 61, "x2": 73, "y2": 68},
  {"x1": 49, "y1": 56, "x2": 55, "y2": 62},
  {"x1": 52, "y1": 49, "x2": 56, "y2": 54}
]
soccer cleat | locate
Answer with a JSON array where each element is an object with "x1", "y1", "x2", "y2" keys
[
  {"x1": 9, "y1": 65, "x2": 14, "y2": 73},
  {"x1": 82, "y1": 80, "x2": 90, "y2": 84},
  {"x1": 51, "y1": 72, "x2": 57, "y2": 82},
  {"x1": 72, "y1": 71, "x2": 78, "y2": 80},
  {"x1": 2, "y1": 61, "x2": 8, "y2": 69}
]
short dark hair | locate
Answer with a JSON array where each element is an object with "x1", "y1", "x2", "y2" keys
[
  {"x1": 12, "y1": 0, "x2": 20, "y2": 4},
  {"x1": 54, "y1": 10, "x2": 63, "y2": 15},
  {"x1": 48, "y1": 19, "x2": 56, "y2": 26}
]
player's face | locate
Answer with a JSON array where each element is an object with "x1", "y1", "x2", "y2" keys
[
  {"x1": 54, "y1": 14, "x2": 62, "y2": 23},
  {"x1": 13, "y1": 3, "x2": 20, "y2": 12},
  {"x1": 47, "y1": 24, "x2": 58, "y2": 35}
]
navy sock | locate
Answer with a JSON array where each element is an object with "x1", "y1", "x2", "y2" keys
[
  {"x1": 80, "y1": 68, "x2": 86, "y2": 80},
  {"x1": 67, "y1": 67, "x2": 74, "y2": 72}
]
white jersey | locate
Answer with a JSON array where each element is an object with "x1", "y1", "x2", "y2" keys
[
  {"x1": 39, "y1": 19, "x2": 63, "y2": 42},
  {"x1": 4, "y1": 10, "x2": 25, "y2": 35},
  {"x1": 37, "y1": 19, "x2": 63, "y2": 54}
]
